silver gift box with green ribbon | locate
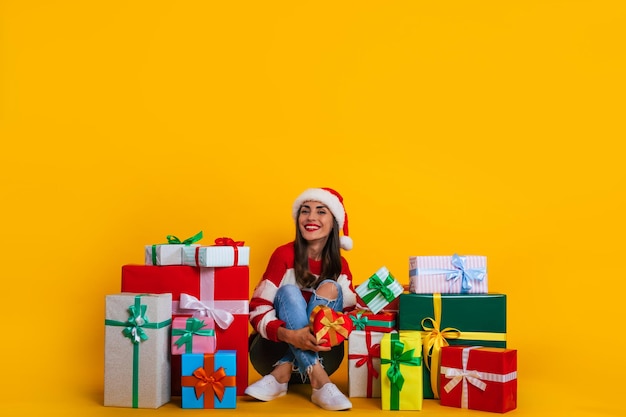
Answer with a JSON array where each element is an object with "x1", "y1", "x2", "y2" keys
[
  {"x1": 356, "y1": 266, "x2": 404, "y2": 314},
  {"x1": 104, "y1": 293, "x2": 172, "y2": 408}
]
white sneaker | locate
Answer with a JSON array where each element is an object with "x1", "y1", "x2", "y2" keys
[
  {"x1": 244, "y1": 374, "x2": 288, "y2": 401},
  {"x1": 311, "y1": 383, "x2": 352, "y2": 411}
]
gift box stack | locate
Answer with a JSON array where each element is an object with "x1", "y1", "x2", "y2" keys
[
  {"x1": 104, "y1": 231, "x2": 250, "y2": 409},
  {"x1": 350, "y1": 266, "x2": 424, "y2": 411},
  {"x1": 398, "y1": 254, "x2": 517, "y2": 413}
]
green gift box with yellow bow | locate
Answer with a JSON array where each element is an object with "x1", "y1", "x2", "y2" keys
[{"x1": 398, "y1": 293, "x2": 507, "y2": 399}]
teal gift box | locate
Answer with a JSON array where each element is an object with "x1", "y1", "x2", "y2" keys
[{"x1": 398, "y1": 293, "x2": 507, "y2": 399}]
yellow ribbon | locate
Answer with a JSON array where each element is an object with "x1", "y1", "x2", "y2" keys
[{"x1": 418, "y1": 293, "x2": 507, "y2": 398}]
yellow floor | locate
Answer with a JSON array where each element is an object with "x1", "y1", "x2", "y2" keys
[{"x1": 1, "y1": 361, "x2": 618, "y2": 417}]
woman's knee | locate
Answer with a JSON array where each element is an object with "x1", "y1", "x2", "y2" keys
[
  {"x1": 276, "y1": 283, "x2": 302, "y2": 299},
  {"x1": 315, "y1": 280, "x2": 340, "y2": 300}
]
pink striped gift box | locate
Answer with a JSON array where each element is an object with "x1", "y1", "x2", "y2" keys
[{"x1": 408, "y1": 254, "x2": 488, "y2": 294}]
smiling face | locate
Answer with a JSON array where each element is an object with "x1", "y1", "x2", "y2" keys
[{"x1": 297, "y1": 200, "x2": 335, "y2": 245}]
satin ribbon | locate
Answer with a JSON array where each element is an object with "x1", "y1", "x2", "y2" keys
[
  {"x1": 181, "y1": 356, "x2": 236, "y2": 407},
  {"x1": 104, "y1": 295, "x2": 172, "y2": 408},
  {"x1": 415, "y1": 254, "x2": 486, "y2": 293},
  {"x1": 442, "y1": 347, "x2": 485, "y2": 408},
  {"x1": 179, "y1": 293, "x2": 235, "y2": 330},
  {"x1": 149, "y1": 231, "x2": 204, "y2": 264},
  {"x1": 348, "y1": 331, "x2": 380, "y2": 397},
  {"x1": 212, "y1": 237, "x2": 245, "y2": 266},
  {"x1": 172, "y1": 318, "x2": 216, "y2": 353},
  {"x1": 419, "y1": 293, "x2": 507, "y2": 399},
  {"x1": 360, "y1": 272, "x2": 397, "y2": 304},
  {"x1": 380, "y1": 334, "x2": 421, "y2": 410},
  {"x1": 312, "y1": 306, "x2": 350, "y2": 346},
  {"x1": 349, "y1": 310, "x2": 395, "y2": 331},
  {"x1": 167, "y1": 231, "x2": 204, "y2": 245},
  {"x1": 419, "y1": 293, "x2": 460, "y2": 399}
]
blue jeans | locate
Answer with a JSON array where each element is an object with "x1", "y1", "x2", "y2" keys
[{"x1": 274, "y1": 280, "x2": 344, "y2": 379}]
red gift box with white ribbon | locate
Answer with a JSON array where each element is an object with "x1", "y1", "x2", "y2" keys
[
  {"x1": 439, "y1": 346, "x2": 517, "y2": 413},
  {"x1": 121, "y1": 264, "x2": 249, "y2": 396}
]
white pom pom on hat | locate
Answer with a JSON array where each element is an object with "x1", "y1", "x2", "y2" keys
[{"x1": 292, "y1": 187, "x2": 353, "y2": 250}]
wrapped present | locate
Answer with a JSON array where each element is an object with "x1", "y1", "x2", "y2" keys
[
  {"x1": 348, "y1": 330, "x2": 385, "y2": 398},
  {"x1": 181, "y1": 351, "x2": 237, "y2": 409},
  {"x1": 145, "y1": 231, "x2": 203, "y2": 265},
  {"x1": 171, "y1": 317, "x2": 216, "y2": 355},
  {"x1": 381, "y1": 331, "x2": 423, "y2": 410},
  {"x1": 440, "y1": 346, "x2": 517, "y2": 413},
  {"x1": 348, "y1": 309, "x2": 396, "y2": 333},
  {"x1": 121, "y1": 264, "x2": 249, "y2": 396},
  {"x1": 104, "y1": 293, "x2": 172, "y2": 408},
  {"x1": 182, "y1": 237, "x2": 250, "y2": 267},
  {"x1": 409, "y1": 254, "x2": 487, "y2": 294},
  {"x1": 398, "y1": 293, "x2": 507, "y2": 399},
  {"x1": 355, "y1": 266, "x2": 404, "y2": 314},
  {"x1": 309, "y1": 305, "x2": 353, "y2": 347}
]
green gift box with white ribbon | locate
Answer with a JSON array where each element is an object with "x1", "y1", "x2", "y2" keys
[{"x1": 104, "y1": 293, "x2": 172, "y2": 408}]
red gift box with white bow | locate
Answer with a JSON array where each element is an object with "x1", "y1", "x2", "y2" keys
[
  {"x1": 439, "y1": 346, "x2": 517, "y2": 413},
  {"x1": 121, "y1": 264, "x2": 249, "y2": 396}
]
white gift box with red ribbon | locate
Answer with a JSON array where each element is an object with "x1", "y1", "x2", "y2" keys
[{"x1": 182, "y1": 238, "x2": 250, "y2": 267}]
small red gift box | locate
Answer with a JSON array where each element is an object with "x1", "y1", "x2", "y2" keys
[
  {"x1": 309, "y1": 305, "x2": 353, "y2": 347},
  {"x1": 347, "y1": 309, "x2": 396, "y2": 333},
  {"x1": 440, "y1": 346, "x2": 517, "y2": 413}
]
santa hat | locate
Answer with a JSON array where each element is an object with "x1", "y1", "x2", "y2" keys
[{"x1": 292, "y1": 187, "x2": 353, "y2": 250}]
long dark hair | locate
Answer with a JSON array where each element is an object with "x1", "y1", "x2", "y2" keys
[{"x1": 293, "y1": 217, "x2": 343, "y2": 288}]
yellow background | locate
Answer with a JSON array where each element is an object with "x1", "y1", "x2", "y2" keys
[{"x1": 1, "y1": 1, "x2": 624, "y2": 416}]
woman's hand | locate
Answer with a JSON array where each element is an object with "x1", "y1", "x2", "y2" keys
[{"x1": 277, "y1": 326, "x2": 331, "y2": 352}]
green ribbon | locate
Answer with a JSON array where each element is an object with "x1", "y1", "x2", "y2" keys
[
  {"x1": 172, "y1": 317, "x2": 216, "y2": 353},
  {"x1": 350, "y1": 311, "x2": 395, "y2": 331},
  {"x1": 361, "y1": 272, "x2": 397, "y2": 304},
  {"x1": 166, "y1": 230, "x2": 203, "y2": 245},
  {"x1": 381, "y1": 333, "x2": 421, "y2": 410},
  {"x1": 149, "y1": 231, "x2": 204, "y2": 265},
  {"x1": 105, "y1": 295, "x2": 172, "y2": 408}
]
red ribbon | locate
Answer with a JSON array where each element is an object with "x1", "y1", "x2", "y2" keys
[
  {"x1": 181, "y1": 355, "x2": 236, "y2": 408},
  {"x1": 213, "y1": 237, "x2": 244, "y2": 266},
  {"x1": 348, "y1": 331, "x2": 381, "y2": 397}
]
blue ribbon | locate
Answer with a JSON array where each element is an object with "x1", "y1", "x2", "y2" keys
[{"x1": 410, "y1": 254, "x2": 486, "y2": 293}]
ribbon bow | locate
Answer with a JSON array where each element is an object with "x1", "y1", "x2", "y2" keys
[
  {"x1": 167, "y1": 230, "x2": 204, "y2": 245},
  {"x1": 361, "y1": 273, "x2": 396, "y2": 304},
  {"x1": 122, "y1": 303, "x2": 149, "y2": 344},
  {"x1": 380, "y1": 339, "x2": 421, "y2": 391},
  {"x1": 179, "y1": 293, "x2": 234, "y2": 330},
  {"x1": 444, "y1": 368, "x2": 486, "y2": 394},
  {"x1": 172, "y1": 318, "x2": 216, "y2": 350},
  {"x1": 442, "y1": 346, "x2": 487, "y2": 409},
  {"x1": 314, "y1": 307, "x2": 351, "y2": 346},
  {"x1": 189, "y1": 366, "x2": 232, "y2": 402},
  {"x1": 447, "y1": 254, "x2": 486, "y2": 293},
  {"x1": 350, "y1": 311, "x2": 369, "y2": 331},
  {"x1": 213, "y1": 237, "x2": 244, "y2": 247}
]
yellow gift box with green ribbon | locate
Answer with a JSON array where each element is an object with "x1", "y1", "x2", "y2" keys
[
  {"x1": 381, "y1": 331, "x2": 423, "y2": 410},
  {"x1": 397, "y1": 293, "x2": 507, "y2": 399}
]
